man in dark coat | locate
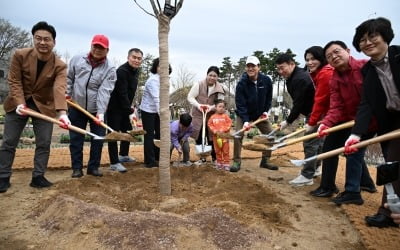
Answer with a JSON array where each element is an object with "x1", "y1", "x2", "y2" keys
[{"x1": 107, "y1": 48, "x2": 143, "y2": 172}]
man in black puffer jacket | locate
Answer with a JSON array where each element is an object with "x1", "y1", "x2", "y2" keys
[{"x1": 107, "y1": 48, "x2": 143, "y2": 172}]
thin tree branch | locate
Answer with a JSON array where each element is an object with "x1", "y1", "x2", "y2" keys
[
  {"x1": 133, "y1": 0, "x2": 157, "y2": 18},
  {"x1": 156, "y1": 0, "x2": 162, "y2": 12},
  {"x1": 150, "y1": 0, "x2": 160, "y2": 16}
]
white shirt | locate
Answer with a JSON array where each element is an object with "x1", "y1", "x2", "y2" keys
[{"x1": 140, "y1": 73, "x2": 160, "y2": 113}]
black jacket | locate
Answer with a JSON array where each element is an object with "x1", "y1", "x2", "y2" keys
[
  {"x1": 352, "y1": 45, "x2": 400, "y2": 136},
  {"x1": 107, "y1": 62, "x2": 139, "y2": 114},
  {"x1": 285, "y1": 67, "x2": 315, "y2": 124},
  {"x1": 235, "y1": 72, "x2": 273, "y2": 122}
]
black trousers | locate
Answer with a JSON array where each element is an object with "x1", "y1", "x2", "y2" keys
[
  {"x1": 378, "y1": 116, "x2": 400, "y2": 217},
  {"x1": 141, "y1": 110, "x2": 160, "y2": 166},
  {"x1": 107, "y1": 111, "x2": 132, "y2": 164}
]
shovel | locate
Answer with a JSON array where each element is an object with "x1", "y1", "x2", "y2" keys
[
  {"x1": 290, "y1": 129, "x2": 400, "y2": 167},
  {"x1": 267, "y1": 120, "x2": 355, "y2": 153},
  {"x1": 195, "y1": 109, "x2": 212, "y2": 155},
  {"x1": 216, "y1": 117, "x2": 269, "y2": 139},
  {"x1": 66, "y1": 100, "x2": 138, "y2": 142},
  {"x1": 253, "y1": 127, "x2": 307, "y2": 145},
  {"x1": 21, "y1": 108, "x2": 105, "y2": 140},
  {"x1": 275, "y1": 127, "x2": 307, "y2": 143}
]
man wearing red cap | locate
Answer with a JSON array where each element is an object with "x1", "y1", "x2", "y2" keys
[{"x1": 66, "y1": 34, "x2": 116, "y2": 178}]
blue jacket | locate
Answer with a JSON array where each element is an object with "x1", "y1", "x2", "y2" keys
[{"x1": 235, "y1": 72, "x2": 273, "y2": 122}]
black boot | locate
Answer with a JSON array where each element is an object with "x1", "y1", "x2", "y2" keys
[
  {"x1": 0, "y1": 177, "x2": 11, "y2": 193},
  {"x1": 259, "y1": 156, "x2": 278, "y2": 170},
  {"x1": 30, "y1": 175, "x2": 53, "y2": 188}
]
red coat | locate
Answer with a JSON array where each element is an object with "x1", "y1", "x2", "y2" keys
[
  {"x1": 322, "y1": 57, "x2": 367, "y2": 127},
  {"x1": 308, "y1": 65, "x2": 334, "y2": 126}
]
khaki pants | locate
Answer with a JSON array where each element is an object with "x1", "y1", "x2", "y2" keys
[{"x1": 233, "y1": 116, "x2": 272, "y2": 163}]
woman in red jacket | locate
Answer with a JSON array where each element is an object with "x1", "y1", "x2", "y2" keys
[{"x1": 303, "y1": 46, "x2": 334, "y2": 179}]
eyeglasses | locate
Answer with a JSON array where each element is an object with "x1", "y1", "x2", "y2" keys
[
  {"x1": 359, "y1": 33, "x2": 380, "y2": 47},
  {"x1": 33, "y1": 35, "x2": 53, "y2": 43},
  {"x1": 326, "y1": 48, "x2": 343, "y2": 61}
]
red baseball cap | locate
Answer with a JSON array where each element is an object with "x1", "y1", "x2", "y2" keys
[{"x1": 91, "y1": 34, "x2": 109, "y2": 49}]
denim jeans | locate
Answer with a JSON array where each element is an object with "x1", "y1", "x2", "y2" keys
[
  {"x1": 301, "y1": 125, "x2": 324, "y2": 179},
  {"x1": 320, "y1": 126, "x2": 374, "y2": 192},
  {"x1": 344, "y1": 146, "x2": 375, "y2": 192},
  {"x1": 68, "y1": 108, "x2": 105, "y2": 170}
]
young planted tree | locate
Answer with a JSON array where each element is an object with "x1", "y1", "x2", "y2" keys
[{"x1": 133, "y1": 0, "x2": 184, "y2": 195}]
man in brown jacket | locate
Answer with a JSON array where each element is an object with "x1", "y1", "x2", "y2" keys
[{"x1": 0, "y1": 21, "x2": 70, "y2": 193}]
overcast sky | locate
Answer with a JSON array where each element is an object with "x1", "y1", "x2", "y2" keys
[{"x1": 2, "y1": 0, "x2": 400, "y2": 82}]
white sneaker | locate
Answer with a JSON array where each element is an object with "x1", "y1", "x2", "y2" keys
[
  {"x1": 182, "y1": 161, "x2": 193, "y2": 167},
  {"x1": 118, "y1": 155, "x2": 136, "y2": 163},
  {"x1": 289, "y1": 175, "x2": 313, "y2": 186},
  {"x1": 313, "y1": 166, "x2": 322, "y2": 177},
  {"x1": 194, "y1": 159, "x2": 206, "y2": 166},
  {"x1": 173, "y1": 161, "x2": 193, "y2": 167},
  {"x1": 110, "y1": 163, "x2": 127, "y2": 172}
]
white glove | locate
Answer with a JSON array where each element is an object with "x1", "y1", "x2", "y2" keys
[
  {"x1": 279, "y1": 120, "x2": 288, "y2": 130},
  {"x1": 58, "y1": 114, "x2": 71, "y2": 129},
  {"x1": 344, "y1": 134, "x2": 361, "y2": 154},
  {"x1": 243, "y1": 122, "x2": 251, "y2": 131},
  {"x1": 129, "y1": 112, "x2": 137, "y2": 122},
  {"x1": 95, "y1": 113, "x2": 104, "y2": 125},
  {"x1": 16, "y1": 104, "x2": 27, "y2": 116},
  {"x1": 260, "y1": 112, "x2": 268, "y2": 119},
  {"x1": 304, "y1": 124, "x2": 315, "y2": 133}
]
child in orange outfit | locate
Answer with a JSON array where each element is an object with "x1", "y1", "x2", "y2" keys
[{"x1": 207, "y1": 99, "x2": 232, "y2": 171}]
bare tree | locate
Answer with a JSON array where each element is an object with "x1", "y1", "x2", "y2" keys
[
  {"x1": 62, "y1": 50, "x2": 71, "y2": 65},
  {"x1": 0, "y1": 18, "x2": 31, "y2": 61},
  {"x1": 172, "y1": 64, "x2": 195, "y2": 90},
  {"x1": 133, "y1": 0, "x2": 184, "y2": 195}
]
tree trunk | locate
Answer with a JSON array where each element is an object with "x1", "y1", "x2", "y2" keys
[{"x1": 158, "y1": 13, "x2": 172, "y2": 195}]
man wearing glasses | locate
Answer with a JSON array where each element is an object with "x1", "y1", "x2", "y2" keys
[
  {"x1": 66, "y1": 34, "x2": 116, "y2": 178},
  {"x1": 0, "y1": 21, "x2": 70, "y2": 192},
  {"x1": 310, "y1": 41, "x2": 377, "y2": 204}
]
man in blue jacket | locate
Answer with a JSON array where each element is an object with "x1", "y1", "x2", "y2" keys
[{"x1": 231, "y1": 55, "x2": 277, "y2": 172}]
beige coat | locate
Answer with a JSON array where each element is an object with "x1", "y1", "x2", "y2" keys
[{"x1": 189, "y1": 79, "x2": 225, "y2": 140}]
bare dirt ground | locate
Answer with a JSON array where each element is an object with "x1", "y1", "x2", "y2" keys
[{"x1": 0, "y1": 125, "x2": 399, "y2": 250}]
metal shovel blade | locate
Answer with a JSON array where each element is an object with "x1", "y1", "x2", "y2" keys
[
  {"x1": 290, "y1": 155, "x2": 317, "y2": 167},
  {"x1": 290, "y1": 159, "x2": 306, "y2": 167},
  {"x1": 195, "y1": 144, "x2": 212, "y2": 155}
]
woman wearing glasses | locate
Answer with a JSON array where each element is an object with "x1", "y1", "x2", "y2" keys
[{"x1": 345, "y1": 17, "x2": 400, "y2": 228}]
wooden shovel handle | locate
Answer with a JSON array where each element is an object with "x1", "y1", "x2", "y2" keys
[
  {"x1": 67, "y1": 99, "x2": 113, "y2": 131},
  {"x1": 22, "y1": 108, "x2": 89, "y2": 136},
  {"x1": 285, "y1": 120, "x2": 355, "y2": 146},
  {"x1": 278, "y1": 127, "x2": 306, "y2": 141},
  {"x1": 233, "y1": 117, "x2": 268, "y2": 136},
  {"x1": 316, "y1": 129, "x2": 400, "y2": 161}
]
